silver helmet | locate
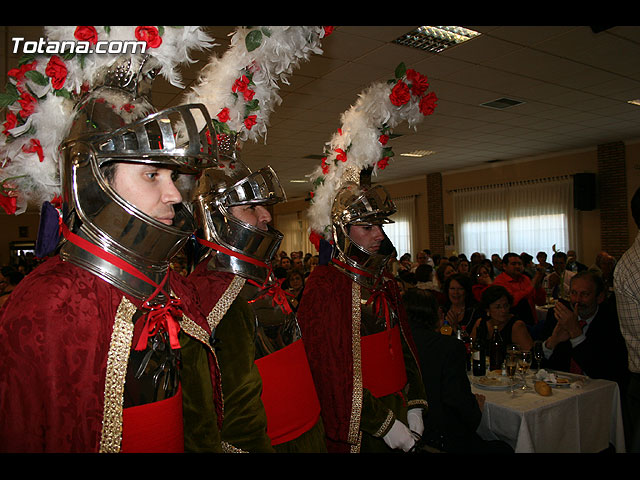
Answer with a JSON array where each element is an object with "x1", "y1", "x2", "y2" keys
[
  {"x1": 191, "y1": 137, "x2": 286, "y2": 285},
  {"x1": 331, "y1": 179, "x2": 397, "y2": 288},
  {"x1": 58, "y1": 57, "x2": 217, "y2": 302}
]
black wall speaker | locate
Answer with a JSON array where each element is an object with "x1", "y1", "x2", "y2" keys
[{"x1": 574, "y1": 173, "x2": 597, "y2": 211}]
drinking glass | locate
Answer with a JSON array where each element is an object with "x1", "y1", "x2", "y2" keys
[
  {"x1": 518, "y1": 350, "x2": 532, "y2": 390},
  {"x1": 533, "y1": 341, "x2": 544, "y2": 374},
  {"x1": 505, "y1": 353, "x2": 518, "y2": 396}
]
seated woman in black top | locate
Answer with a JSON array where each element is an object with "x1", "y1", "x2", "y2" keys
[
  {"x1": 403, "y1": 288, "x2": 513, "y2": 453},
  {"x1": 441, "y1": 273, "x2": 482, "y2": 333},
  {"x1": 470, "y1": 285, "x2": 534, "y2": 353}
]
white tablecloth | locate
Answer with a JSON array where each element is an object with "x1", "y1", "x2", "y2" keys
[{"x1": 470, "y1": 372, "x2": 626, "y2": 453}]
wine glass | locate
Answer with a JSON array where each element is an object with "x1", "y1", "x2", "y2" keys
[
  {"x1": 518, "y1": 350, "x2": 532, "y2": 390},
  {"x1": 533, "y1": 341, "x2": 544, "y2": 374},
  {"x1": 504, "y1": 353, "x2": 518, "y2": 396}
]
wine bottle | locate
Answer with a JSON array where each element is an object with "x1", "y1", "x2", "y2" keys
[
  {"x1": 459, "y1": 325, "x2": 472, "y2": 372},
  {"x1": 472, "y1": 337, "x2": 486, "y2": 376},
  {"x1": 489, "y1": 325, "x2": 504, "y2": 371}
]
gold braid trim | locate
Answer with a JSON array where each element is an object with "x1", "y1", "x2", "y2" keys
[
  {"x1": 99, "y1": 296, "x2": 137, "y2": 453},
  {"x1": 348, "y1": 281, "x2": 363, "y2": 452},
  {"x1": 206, "y1": 275, "x2": 246, "y2": 331},
  {"x1": 373, "y1": 409, "x2": 395, "y2": 438},
  {"x1": 222, "y1": 441, "x2": 248, "y2": 453}
]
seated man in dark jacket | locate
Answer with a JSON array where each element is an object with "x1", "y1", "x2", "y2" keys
[
  {"x1": 540, "y1": 270, "x2": 629, "y2": 391},
  {"x1": 403, "y1": 288, "x2": 513, "y2": 453}
]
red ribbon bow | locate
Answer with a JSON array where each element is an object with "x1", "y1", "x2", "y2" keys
[
  {"x1": 248, "y1": 277, "x2": 294, "y2": 315},
  {"x1": 135, "y1": 296, "x2": 184, "y2": 351},
  {"x1": 60, "y1": 223, "x2": 183, "y2": 351}
]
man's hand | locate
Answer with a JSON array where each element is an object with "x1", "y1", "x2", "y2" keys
[{"x1": 554, "y1": 300, "x2": 582, "y2": 338}]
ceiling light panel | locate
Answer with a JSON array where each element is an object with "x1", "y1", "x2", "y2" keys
[{"x1": 394, "y1": 26, "x2": 481, "y2": 53}]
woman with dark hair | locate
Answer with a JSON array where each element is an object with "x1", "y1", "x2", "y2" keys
[
  {"x1": 470, "y1": 285, "x2": 534, "y2": 353},
  {"x1": 435, "y1": 261, "x2": 456, "y2": 292},
  {"x1": 442, "y1": 273, "x2": 481, "y2": 332},
  {"x1": 470, "y1": 262, "x2": 493, "y2": 303},
  {"x1": 285, "y1": 269, "x2": 305, "y2": 312},
  {"x1": 403, "y1": 288, "x2": 513, "y2": 454}
]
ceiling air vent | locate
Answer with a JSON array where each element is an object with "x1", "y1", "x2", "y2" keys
[{"x1": 480, "y1": 97, "x2": 524, "y2": 110}]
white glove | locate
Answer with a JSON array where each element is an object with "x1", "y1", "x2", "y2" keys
[
  {"x1": 382, "y1": 419, "x2": 418, "y2": 452},
  {"x1": 407, "y1": 408, "x2": 424, "y2": 437}
]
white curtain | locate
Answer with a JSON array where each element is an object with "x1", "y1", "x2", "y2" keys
[
  {"x1": 452, "y1": 176, "x2": 576, "y2": 258},
  {"x1": 385, "y1": 195, "x2": 417, "y2": 259},
  {"x1": 275, "y1": 212, "x2": 315, "y2": 256}
]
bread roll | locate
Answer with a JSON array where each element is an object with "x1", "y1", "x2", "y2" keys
[{"x1": 535, "y1": 380, "x2": 552, "y2": 396}]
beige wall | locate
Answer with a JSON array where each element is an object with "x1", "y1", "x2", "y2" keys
[{"x1": 273, "y1": 139, "x2": 640, "y2": 265}]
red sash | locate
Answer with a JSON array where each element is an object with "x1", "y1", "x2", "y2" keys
[
  {"x1": 255, "y1": 339, "x2": 321, "y2": 445},
  {"x1": 361, "y1": 325, "x2": 407, "y2": 398},
  {"x1": 121, "y1": 385, "x2": 184, "y2": 453}
]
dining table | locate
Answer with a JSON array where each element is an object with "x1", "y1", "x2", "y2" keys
[{"x1": 469, "y1": 370, "x2": 626, "y2": 453}]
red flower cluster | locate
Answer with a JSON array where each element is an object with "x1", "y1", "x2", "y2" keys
[
  {"x1": 321, "y1": 157, "x2": 330, "y2": 174},
  {"x1": 7, "y1": 61, "x2": 37, "y2": 83},
  {"x1": 217, "y1": 107, "x2": 230, "y2": 123},
  {"x1": 135, "y1": 26, "x2": 162, "y2": 49},
  {"x1": 389, "y1": 67, "x2": 438, "y2": 117},
  {"x1": 232, "y1": 74, "x2": 256, "y2": 101},
  {"x1": 335, "y1": 148, "x2": 347, "y2": 162},
  {"x1": 244, "y1": 115, "x2": 257, "y2": 130},
  {"x1": 74, "y1": 26, "x2": 99, "y2": 45},
  {"x1": 2, "y1": 111, "x2": 17, "y2": 136},
  {"x1": 377, "y1": 157, "x2": 390, "y2": 170}
]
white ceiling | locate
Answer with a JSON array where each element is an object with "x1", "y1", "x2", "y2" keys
[{"x1": 2, "y1": 25, "x2": 640, "y2": 200}]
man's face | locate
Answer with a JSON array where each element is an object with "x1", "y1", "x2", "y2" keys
[
  {"x1": 504, "y1": 256, "x2": 524, "y2": 279},
  {"x1": 293, "y1": 257, "x2": 303, "y2": 270},
  {"x1": 111, "y1": 163, "x2": 182, "y2": 225},
  {"x1": 491, "y1": 255, "x2": 502, "y2": 268},
  {"x1": 281, "y1": 258, "x2": 291, "y2": 269},
  {"x1": 567, "y1": 250, "x2": 577, "y2": 263},
  {"x1": 417, "y1": 252, "x2": 427, "y2": 264},
  {"x1": 569, "y1": 276, "x2": 603, "y2": 318},
  {"x1": 349, "y1": 225, "x2": 385, "y2": 253},
  {"x1": 229, "y1": 204, "x2": 272, "y2": 231},
  {"x1": 553, "y1": 256, "x2": 567, "y2": 274}
]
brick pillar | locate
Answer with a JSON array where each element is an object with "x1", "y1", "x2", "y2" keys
[
  {"x1": 427, "y1": 172, "x2": 444, "y2": 257},
  {"x1": 597, "y1": 141, "x2": 627, "y2": 259}
]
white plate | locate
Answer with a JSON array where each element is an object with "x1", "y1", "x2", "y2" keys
[{"x1": 470, "y1": 374, "x2": 514, "y2": 390}]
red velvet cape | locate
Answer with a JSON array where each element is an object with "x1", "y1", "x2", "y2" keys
[{"x1": 0, "y1": 256, "x2": 222, "y2": 453}]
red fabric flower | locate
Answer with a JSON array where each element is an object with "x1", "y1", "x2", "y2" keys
[
  {"x1": 0, "y1": 193, "x2": 17, "y2": 215},
  {"x1": 323, "y1": 26, "x2": 334, "y2": 37},
  {"x1": 406, "y1": 69, "x2": 429, "y2": 97},
  {"x1": 121, "y1": 103, "x2": 135, "y2": 113},
  {"x1": 243, "y1": 88, "x2": 256, "y2": 101},
  {"x1": 389, "y1": 80, "x2": 411, "y2": 106},
  {"x1": 321, "y1": 157, "x2": 330, "y2": 174},
  {"x1": 309, "y1": 230, "x2": 323, "y2": 251},
  {"x1": 45, "y1": 55, "x2": 68, "y2": 90},
  {"x1": 232, "y1": 75, "x2": 250, "y2": 94},
  {"x1": 22, "y1": 138, "x2": 44, "y2": 162},
  {"x1": 17, "y1": 90, "x2": 37, "y2": 118},
  {"x1": 244, "y1": 115, "x2": 257, "y2": 130},
  {"x1": 217, "y1": 107, "x2": 230, "y2": 123},
  {"x1": 377, "y1": 157, "x2": 389, "y2": 170},
  {"x1": 378, "y1": 134, "x2": 389, "y2": 146},
  {"x1": 7, "y1": 61, "x2": 37, "y2": 84},
  {"x1": 135, "y1": 26, "x2": 162, "y2": 49},
  {"x1": 74, "y1": 26, "x2": 99, "y2": 45},
  {"x1": 335, "y1": 148, "x2": 347, "y2": 162},
  {"x1": 3, "y1": 111, "x2": 18, "y2": 135},
  {"x1": 419, "y1": 92, "x2": 438, "y2": 116}
]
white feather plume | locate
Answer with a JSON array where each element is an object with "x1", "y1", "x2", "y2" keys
[
  {"x1": 0, "y1": 26, "x2": 214, "y2": 214},
  {"x1": 306, "y1": 64, "x2": 438, "y2": 240},
  {"x1": 183, "y1": 26, "x2": 328, "y2": 144}
]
